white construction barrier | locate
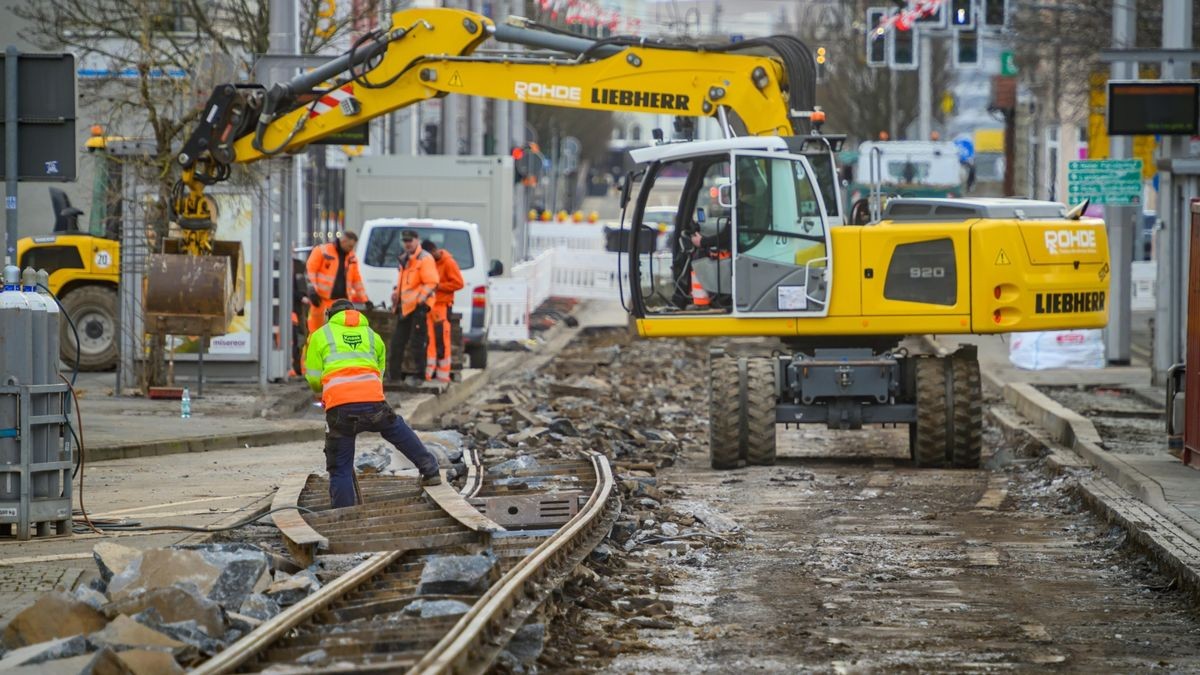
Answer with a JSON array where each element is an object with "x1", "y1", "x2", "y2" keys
[
  {"x1": 487, "y1": 278, "x2": 531, "y2": 342},
  {"x1": 525, "y1": 222, "x2": 608, "y2": 258},
  {"x1": 487, "y1": 248, "x2": 624, "y2": 342},
  {"x1": 1131, "y1": 261, "x2": 1156, "y2": 311}
]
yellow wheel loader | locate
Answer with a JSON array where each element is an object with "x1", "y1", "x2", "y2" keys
[{"x1": 171, "y1": 7, "x2": 1109, "y2": 469}]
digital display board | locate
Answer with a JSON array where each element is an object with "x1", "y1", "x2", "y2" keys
[{"x1": 1107, "y1": 81, "x2": 1199, "y2": 136}]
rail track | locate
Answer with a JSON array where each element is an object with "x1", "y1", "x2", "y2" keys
[{"x1": 194, "y1": 449, "x2": 618, "y2": 674}]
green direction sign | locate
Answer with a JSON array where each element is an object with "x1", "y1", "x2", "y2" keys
[
  {"x1": 1066, "y1": 158, "x2": 1143, "y2": 205},
  {"x1": 1000, "y1": 51, "x2": 1018, "y2": 77}
]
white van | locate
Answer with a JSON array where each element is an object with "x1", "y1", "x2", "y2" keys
[{"x1": 356, "y1": 218, "x2": 502, "y2": 368}]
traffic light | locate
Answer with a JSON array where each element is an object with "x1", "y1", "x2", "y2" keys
[
  {"x1": 954, "y1": 29, "x2": 980, "y2": 68},
  {"x1": 950, "y1": 0, "x2": 974, "y2": 29},
  {"x1": 815, "y1": 46, "x2": 828, "y2": 83},
  {"x1": 511, "y1": 144, "x2": 544, "y2": 184},
  {"x1": 889, "y1": 24, "x2": 918, "y2": 70},
  {"x1": 981, "y1": 0, "x2": 1008, "y2": 28},
  {"x1": 865, "y1": 7, "x2": 890, "y2": 67}
]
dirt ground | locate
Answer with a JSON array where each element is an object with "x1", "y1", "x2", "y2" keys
[{"x1": 518, "y1": 333, "x2": 1200, "y2": 673}]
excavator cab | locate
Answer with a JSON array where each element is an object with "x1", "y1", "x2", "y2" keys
[{"x1": 627, "y1": 137, "x2": 835, "y2": 322}]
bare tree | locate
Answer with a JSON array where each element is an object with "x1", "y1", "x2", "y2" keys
[
  {"x1": 782, "y1": 2, "x2": 953, "y2": 144},
  {"x1": 1010, "y1": 1, "x2": 1200, "y2": 127},
  {"x1": 15, "y1": 0, "x2": 377, "y2": 388}
]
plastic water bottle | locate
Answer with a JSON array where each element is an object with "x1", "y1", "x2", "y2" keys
[{"x1": 181, "y1": 387, "x2": 191, "y2": 419}]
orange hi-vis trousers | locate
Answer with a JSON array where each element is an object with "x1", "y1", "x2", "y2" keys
[
  {"x1": 426, "y1": 303, "x2": 452, "y2": 383},
  {"x1": 307, "y1": 298, "x2": 335, "y2": 335}
]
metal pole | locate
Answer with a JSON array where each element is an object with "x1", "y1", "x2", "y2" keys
[
  {"x1": 1103, "y1": 0, "x2": 1136, "y2": 365},
  {"x1": 468, "y1": 0, "x2": 485, "y2": 155},
  {"x1": 492, "y1": 0, "x2": 511, "y2": 157},
  {"x1": 1155, "y1": 0, "x2": 1194, "y2": 381},
  {"x1": 4, "y1": 47, "x2": 18, "y2": 267},
  {"x1": 917, "y1": 34, "x2": 931, "y2": 140},
  {"x1": 887, "y1": 69, "x2": 898, "y2": 140},
  {"x1": 550, "y1": 122, "x2": 559, "y2": 215}
]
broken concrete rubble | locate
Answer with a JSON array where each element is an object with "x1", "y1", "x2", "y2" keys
[
  {"x1": 417, "y1": 554, "x2": 496, "y2": 596},
  {"x1": 1, "y1": 647, "x2": 128, "y2": 675},
  {"x1": 72, "y1": 584, "x2": 109, "y2": 611},
  {"x1": 488, "y1": 455, "x2": 540, "y2": 476},
  {"x1": 88, "y1": 615, "x2": 188, "y2": 655},
  {"x1": 264, "y1": 571, "x2": 318, "y2": 607},
  {"x1": 239, "y1": 593, "x2": 282, "y2": 622},
  {"x1": 115, "y1": 648, "x2": 186, "y2": 675},
  {"x1": 402, "y1": 599, "x2": 472, "y2": 618},
  {"x1": 131, "y1": 611, "x2": 226, "y2": 657},
  {"x1": 108, "y1": 586, "x2": 225, "y2": 638},
  {"x1": 92, "y1": 542, "x2": 142, "y2": 585},
  {"x1": 0, "y1": 636, "x2": 89, "y2": 669},
  {"x1": 1, "y1": 592, "x2": 108, "y2": 649},
  {"x1": 194, "y1": 545, "x2": 272, "y2": 610},
  {"x1": 106, "y1": 548, "x2": 221, "y2": 602},
  {"x1": 497, "y1": 622, "x2": 545, "y2": 672}
]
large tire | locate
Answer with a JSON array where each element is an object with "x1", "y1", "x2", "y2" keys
[
  {"x1": 911, "y1": 357, "x2": 949, "y2": 468},
  {"x1": 708, "y1": 354, "x2": 741, "y2": 470},
  {"x1": 60, "y1": 285, "x2": 118, "y2": 371},
  {"x1": 951, "y1": 352, "x2": 983, "y2": 469},
  {"x1": 744, "y1": 357, "x2": 777, "y2": 466}
]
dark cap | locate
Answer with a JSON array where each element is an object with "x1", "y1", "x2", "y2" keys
[
  {"x1": 401, "y1": 229, "x2": 420, "y2": 241},
  {"x1": 325, "y1": 298, "x2": 355, "y2": 320},
  {"x1": 421, "y1": 240, "x2": 438, "y2": 253}
]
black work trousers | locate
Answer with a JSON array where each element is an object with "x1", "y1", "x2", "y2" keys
[{"x1": 388, "y1": 306, "x2": 428, "y2": 380}]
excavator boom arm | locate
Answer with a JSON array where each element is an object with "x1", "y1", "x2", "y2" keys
[{"x1": 182, "y1": 7, "x2": 807, "y2": 172}]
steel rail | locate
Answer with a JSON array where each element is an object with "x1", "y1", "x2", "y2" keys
[
  {"x1": 410, "y1": 451, "x2": 617, "y2": 674},
  {"x1": 192, "y1": 453, "x2": 614, "y2": 674},
  {"x1": 191, "y1": 550, "x2": 402, "y2": 675}
]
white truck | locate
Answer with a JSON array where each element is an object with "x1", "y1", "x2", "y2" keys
[{"x1": 344, "y1": 155, "x2": 515, "y2": 368}]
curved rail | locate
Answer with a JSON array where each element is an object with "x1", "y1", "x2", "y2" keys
[
  {"x1": 411, "y1": 451, "x2": 618, "y2": 673},
  {"x1": 196, "y1": 452, "x2": 617, "y2": 674}
]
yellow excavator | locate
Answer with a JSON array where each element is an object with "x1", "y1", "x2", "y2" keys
[{"x1": 174, "y1": 6, "x2": 1110, "y2": 470}]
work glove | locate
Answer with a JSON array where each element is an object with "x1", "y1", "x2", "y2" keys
[{"x1": 307, "y1": 289, "x2": 322, "y2": 305}]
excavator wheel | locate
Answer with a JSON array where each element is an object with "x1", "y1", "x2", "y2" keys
[
  {"x1": 744, "y1": 357, "x2": 778, "y2": 466},
  {"x1": 911, "y1": 357, "x2": 949, "y2": 468},
  {"x1": 950, "y1": 350, "x2": 983, "y2": 469},
  {"x1": 708, "y1": 352, "x2": 741, "y2": 470},
  {"x1": 61, "y1": 285, "x2": 119, "y2": 371}
]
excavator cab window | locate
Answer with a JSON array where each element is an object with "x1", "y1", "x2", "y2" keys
[
  {"x1": 630, "y1": 153, "x2": 735, "y2": 315},
  {"x1": 732, "y1": 153, "x2": 832, "y2": 316}
]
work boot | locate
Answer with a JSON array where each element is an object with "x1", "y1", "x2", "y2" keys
[{"x1": 419, "y1": 472, "x2": 443, "y2": 487}]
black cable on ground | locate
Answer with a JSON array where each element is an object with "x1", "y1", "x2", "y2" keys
[{"x1": 77, "y1": 505, "x2": 315, "y2": 534}]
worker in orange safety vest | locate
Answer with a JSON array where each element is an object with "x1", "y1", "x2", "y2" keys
[
  {"x1": 388, "y1": 229, "x2": 438, "y2": 382},
  {"x1": 421, "y1": 240, "x2": 464, "y2": 383},
  {"x1": 305, "y1": 231, "x2": 368, "y2": 335}
]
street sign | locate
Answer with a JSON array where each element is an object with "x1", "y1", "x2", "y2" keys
[
  {"x1": 954, "y1": 137, "x2": 975, "y2": 163},
  {"x1": 1067, "y1": 159, "x2": 1143, "y2": 205},
  {"x1": 999, "y1": 50, "x2": 1017, "y2": 77},
  {"x1": 0, "y1": 51, "x2": 77, "y2": 181}
]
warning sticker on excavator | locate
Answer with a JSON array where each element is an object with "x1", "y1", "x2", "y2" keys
[
  {"x1": 449, "y1": 71, "x2": 464, "y2": 87},
  {"x1": 995, "y1": 249, "x2": 1011, "y2": 266}
]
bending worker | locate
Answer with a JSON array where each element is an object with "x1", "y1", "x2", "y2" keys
[
  {"x1": 305, "y1": 231, "x2": 368, "y2": 335},
  {"x1": 422, "y1": 240, "x2": 464, "y2": 383},
  {"x1": 389, "y1": 229, "x2": 438, "y2": 382},
  {"x1": 305, "y1": 299, "x2": 442, "y2": 508}
]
